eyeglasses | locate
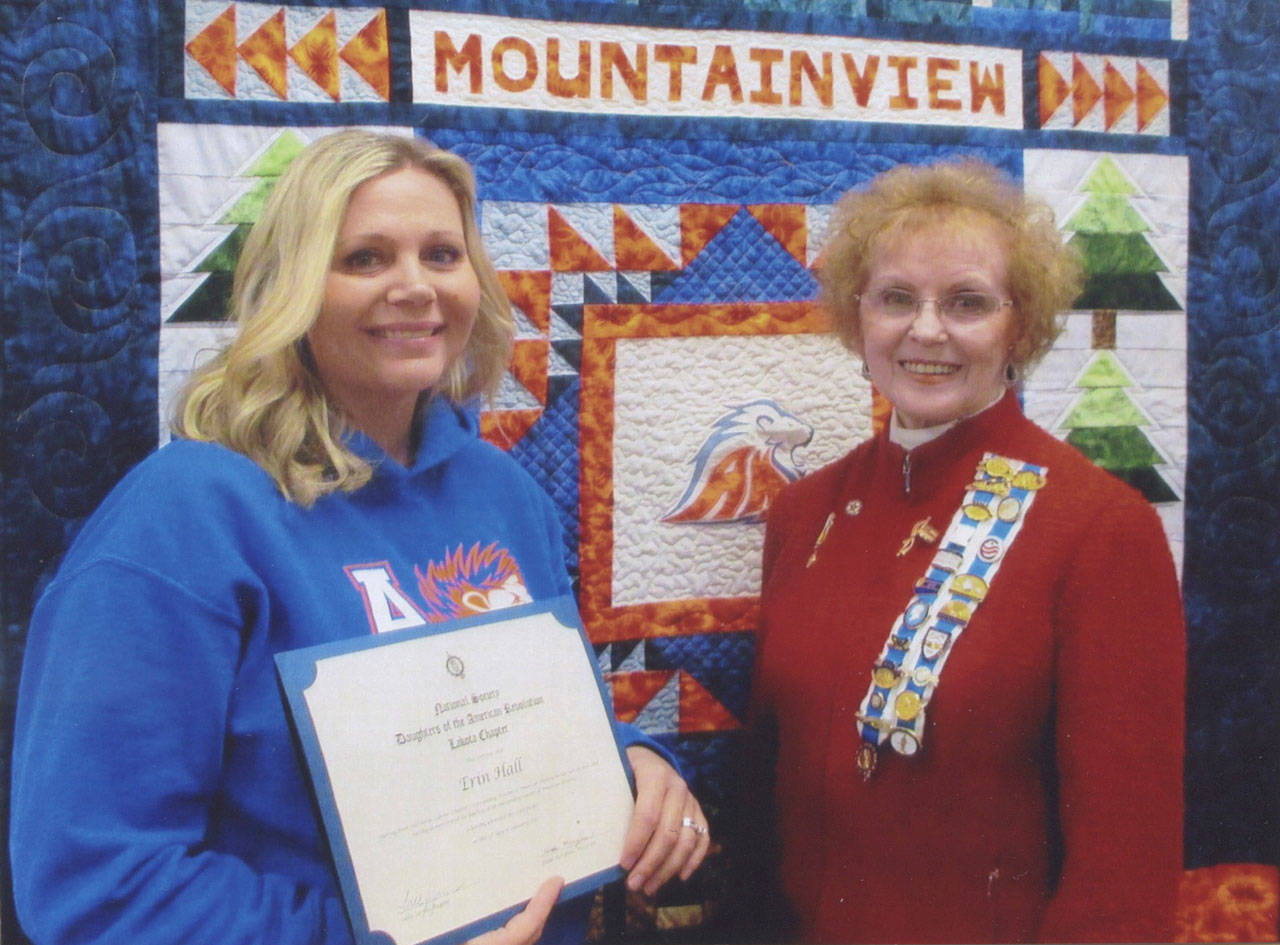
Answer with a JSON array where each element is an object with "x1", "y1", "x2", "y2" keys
[{"x1": 857, "y1": 288, "x2": 1012, "y2": 321}]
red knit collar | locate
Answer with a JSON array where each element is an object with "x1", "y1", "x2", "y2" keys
[{"x1": 870, "y1": 390, "x2": 1028, "y2": 498}]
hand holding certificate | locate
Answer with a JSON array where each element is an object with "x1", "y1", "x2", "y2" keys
[{"x1": 276, "y1": 597, "x2": 638, "y2": 945}]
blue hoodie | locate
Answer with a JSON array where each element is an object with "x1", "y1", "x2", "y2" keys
[{"x1": 12, "y1": 398, "x2": 663, "y2": 945}]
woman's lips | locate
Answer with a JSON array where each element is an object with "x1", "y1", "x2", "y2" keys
[
  {"x1": 367, "y1": 323, "x2": 444, "y2": 340},
  {"x1": 900, "y1": 359, "x2": 960, "y2": 376}
]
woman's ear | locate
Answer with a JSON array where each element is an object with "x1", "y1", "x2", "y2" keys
[{"x1": 1005, "y1": 321, "x2": 1032, "y2": 365}]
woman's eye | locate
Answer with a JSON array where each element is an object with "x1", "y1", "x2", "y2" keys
[
  {"x1": 425, "y1": 244, "x2": 464, "y2": 265},
  {"x1": 946, "y1": 292, "x2": 993, "y2": 316},
  {"x1": 341, "y1": 249, "x2": 383, "y2": 271},
  {"x1": 880, "y1": 288, "x2": 916, "y2": 311}
]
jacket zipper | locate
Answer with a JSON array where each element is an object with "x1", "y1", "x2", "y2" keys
[
  {"x1": 987, "y1": 863, "x2": 1002, "y2": 940},
  {"x1": 902, "y1": 452, "x2": 912, "y2": 495}
]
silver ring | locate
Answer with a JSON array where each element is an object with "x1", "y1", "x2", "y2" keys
[{"x1": 681, "y1": 816, "x2": 708, "y2": 836}]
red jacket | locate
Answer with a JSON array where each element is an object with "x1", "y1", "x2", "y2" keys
[{"x1": 753, "y1": 391, "x2": 1184, "y2": 943}]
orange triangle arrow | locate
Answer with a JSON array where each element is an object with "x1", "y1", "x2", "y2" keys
[
  {"x1": 509, "y1": 339, "x2": 549, "y2": 406},
  {"x1": 480, "y1": 409, "x2": 542, "y2": 451},
  {"x1": 1037, "y1": 53, "x2": 1070, "y2": 126},
  {"x1": 613, "y1": 206, "x2": 679, "y2": 271},
  {"x1": 340, "y1": 9, "x2": 391, "y2": 101},
  {"x1": 548, "y1": 208, "x2": 612, "y2": 272},
  {"x1": 1103, "y1": 60, "x2": 1135, "y2": 131},
  {"x1": 678, "y1": 671, "x2": 742, "y2": 733},
  {"x1": 1136, "y1": 62, "x2": 1169, "y2": 132},
  {"x1": 1072, "y1": 54, "x2": 1102, "y2": 125},
  {"x1": 186, "y1": 5, "x2": 237, "y2": 97},
  {"x1": 238, "y1": 8, "x2": 287, "y2": 100},
  {"x1": 289, "y1": 11, "x2": 339, "y2": 102},
  {"x1": 497, "y1": 270, "x2": 552, "y2": 336},
  {"x1": 608, "y1": 670, "x2": 675, "y2": 723}
]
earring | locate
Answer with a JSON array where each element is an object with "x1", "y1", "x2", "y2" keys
[
  {"x1": 1004, "y1": 361, "x2": 1021, "y2": 386},
  {"x1": 860, "y1": 361, "x2": 872, "y2": 380}
]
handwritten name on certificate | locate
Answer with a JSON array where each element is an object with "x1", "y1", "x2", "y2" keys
[{"x1": 275, "y1": 598, "x2": 635, "y2": 945}]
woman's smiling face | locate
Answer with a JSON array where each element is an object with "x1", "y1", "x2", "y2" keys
[
  {"x1": 856, "y1": 214, "x2": 1020, "y2": 430},
  {"x1": 308, "y1": 166, "x2": 481, "y2": 440}
]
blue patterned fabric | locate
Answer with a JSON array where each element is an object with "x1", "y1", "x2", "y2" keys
[{"x1": 1181, "y1": 0, "x2": 1280, "y2": 868}]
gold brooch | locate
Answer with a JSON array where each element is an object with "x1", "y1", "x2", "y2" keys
[{"x1": 896, "y1": 516, "x2": 940, "y2": 556}]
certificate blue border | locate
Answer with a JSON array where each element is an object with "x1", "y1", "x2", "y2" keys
[{"x1": 274, "y1": 595, "x2": 632, "y2": 945}]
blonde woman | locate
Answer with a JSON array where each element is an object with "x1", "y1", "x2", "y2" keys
[
  {"x1": 12, "y1": 131, "x2": 708, "y2": 945},
  {"x1": 743, "y1": 159, "x2": 1184, "y2": 942}
]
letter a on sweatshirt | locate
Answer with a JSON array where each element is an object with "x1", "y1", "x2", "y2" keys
[{"x1": 345, "y1": 563, "x2": 429, "y2": 634}]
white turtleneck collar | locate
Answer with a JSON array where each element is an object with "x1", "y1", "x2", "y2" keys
[{"x1": 888, "y1": 390, "x2": 1009, "y2": 451}]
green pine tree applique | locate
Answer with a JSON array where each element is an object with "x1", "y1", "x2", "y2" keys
[
  {"x1": 168, "y1": 131, "x2": 309, "y2": 324},
  {"x1": 1061, "y1": 351, "x2": 1179, "y2": 503}
]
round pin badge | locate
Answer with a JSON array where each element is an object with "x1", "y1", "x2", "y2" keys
[
  {"x1": 895, "y1": 690, "x2": 922, "y2": 721},
  {"x1": 889, "y1": 729, "x2": 920, "y2": 756},
  {"x1": 912, "y1": 666, "x2": 939, "y2": 687},
  {"x1": 983, "y1": 456, "x2": 1014, "y2": 480},
  {"x1": 997, "y1": 496, "x2": 1022, "y2": 522},
  {"x1": 903, "y1": 597, "x2": 930, "y2": 629}
]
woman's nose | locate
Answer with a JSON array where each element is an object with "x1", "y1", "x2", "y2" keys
[
  {"x1": 909, "y1": 299, "x2": 947, "y2": 343},
  {"x1": 387, "y1": 258, "x2": 436, "y2": 304}
]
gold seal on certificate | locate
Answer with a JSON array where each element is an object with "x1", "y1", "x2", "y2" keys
[{"x1": 275, "y1": 597, "x2": 635, "y2": 945}]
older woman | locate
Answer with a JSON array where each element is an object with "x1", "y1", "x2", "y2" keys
[
  {"x1": 746, "y1": 159, "x2": 1184, "y2": 942},
  {"x1": 11, "y1": 130, "x2": 708, "y2": 945}
]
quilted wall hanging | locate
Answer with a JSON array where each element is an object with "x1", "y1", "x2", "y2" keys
[{"x1": 2, "y1": 0, "x2": 1277, "y2": 941}]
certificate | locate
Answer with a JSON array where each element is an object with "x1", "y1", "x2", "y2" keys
[{"x1": 275, "y1": 596, "x2": 635, "y2": 945}]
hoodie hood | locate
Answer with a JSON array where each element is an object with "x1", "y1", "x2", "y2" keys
[{"x1": 345, "y1": 396, "x2": 480, "y2": 478}]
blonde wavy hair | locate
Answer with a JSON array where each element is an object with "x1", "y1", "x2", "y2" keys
[
  {"x1": 174, "y1": 130, "x2": 513, "y2": 506},
  {"x1": 819, "y1": 158, "x2": 1083, "y2": 370}
]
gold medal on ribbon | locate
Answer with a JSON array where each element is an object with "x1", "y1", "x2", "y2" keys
[
  {"x1": 1012, "y1": 470, "x2": 1046, "y2": 491},
  {"x1": 983, "y1": 456, "x2": 1015, "y2": 480},
  {"x1": 895, "y1": 690, "x2": 922, "y2": 721},
  {"x1": 873, "y1": 665, "x2": 900, "y2": 688},
  {"x1": 963, "y1": 503, "x2": 992, "y2": 522},
  {"x1": 950, "y1": 573, "x2": 989, "y2": 600},
  {"x1": 940, "y1": 599, "x2": 973, "y2": 624}
]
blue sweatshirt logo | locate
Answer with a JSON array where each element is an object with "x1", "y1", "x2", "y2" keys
[{"x1": 345, "y1": 542, "x2": 533, "y2": 633}]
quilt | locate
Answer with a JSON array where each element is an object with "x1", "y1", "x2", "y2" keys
[{"x1": 2, "y1": 0, "x2": 1278, "y2": 940}]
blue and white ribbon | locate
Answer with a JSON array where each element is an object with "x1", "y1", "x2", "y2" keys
[{"x1": 855, "y1": 453, "x2": 1047, "y2": 778}]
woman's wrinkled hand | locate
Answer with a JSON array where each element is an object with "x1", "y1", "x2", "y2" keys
[
  {"x1": 619, "y1": 746, "x2": 711, "y2": 896},
  {"x1": 465, "y1": 876, "x2": 564, "y2": 945}
]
